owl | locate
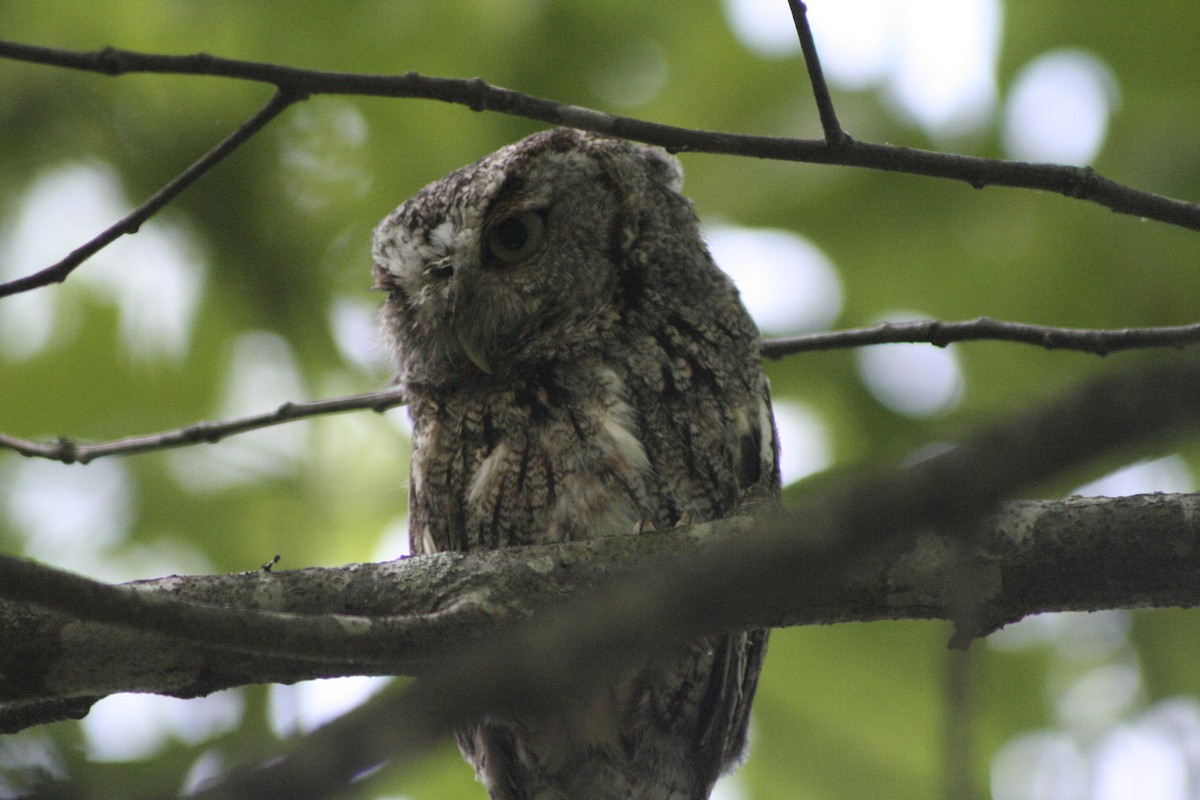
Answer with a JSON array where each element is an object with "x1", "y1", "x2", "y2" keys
[{"x1": 373, "y1": 128, "x2": 780, "y2": 800}]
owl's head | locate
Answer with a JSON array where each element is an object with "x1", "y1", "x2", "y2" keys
[{"x1": 372, "y1": 128, "x2": 696, "y2": 387}]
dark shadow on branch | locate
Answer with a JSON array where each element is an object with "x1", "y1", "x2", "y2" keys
[
  {"x1": 5, "y1": 353, "x2": 1200, "y2": 796},
  {"x1": 4, "y1": 492, "x2": 1198, "y2": 736},
  {"x1": 184, "y1": 351, "x2": 1200, "y2": 800}
]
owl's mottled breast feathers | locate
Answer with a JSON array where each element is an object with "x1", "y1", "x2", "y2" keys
[{"x1": 373, "y1": 128, "x2": 779, "y2": 799}]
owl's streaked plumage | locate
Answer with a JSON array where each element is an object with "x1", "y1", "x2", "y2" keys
[{"x1": 373, "y1": 128, "x2": 780, "y2": 800}]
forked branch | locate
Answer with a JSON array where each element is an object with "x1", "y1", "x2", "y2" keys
[{"x1": 1, "y1": 34, "x2": 1199, "y2": 300}]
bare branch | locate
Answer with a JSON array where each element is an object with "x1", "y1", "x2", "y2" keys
[
  {"x1": 0, "y1": 385, "x2": 406, "y2": 464},
  {"x1": 6, "y1": 491, "x2": 1199, "y2": 734},
  {"x1": 0, "y1": 551, "x2": 463, "y2": 669},
  {"x1": 788, "y1": 0, "x2": 846, "y2": 144},
  {"x1": 0, "y1": 87, "x2": 301, "y2": 298},
  {"x1": 6, "y1": 315, "x2": 1200, "y2": 464},
  {"x1": 762, "y1": 316, "x2": 1200, "y2": 358},
  {"x1": 1, "y1": 39, "x2": 1198, "y2": 237}
]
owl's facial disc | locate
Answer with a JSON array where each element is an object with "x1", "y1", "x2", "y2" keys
[{"x1": 444, "y1": 208, "x2": 549, "y2": 376}]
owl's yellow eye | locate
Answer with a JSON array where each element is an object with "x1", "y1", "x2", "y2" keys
[{"x1": 486, "y1": 210, "x2": 545, "y2": 263}]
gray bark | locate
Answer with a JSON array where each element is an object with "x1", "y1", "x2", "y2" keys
[{"x1": 4, "y1": 492, "x2": 1199, "y2": 734}]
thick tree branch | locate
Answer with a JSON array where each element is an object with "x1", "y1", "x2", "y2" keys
[
  {"x1": 4, "y1": 318, "x2": 1200, "y2": 464},
  {"x1": 3, "y1": 493, "x2": 1200, "y2": 737},
  {"x1": 1, "y1": 351, "x2": 1195, "y2": 796},
  {"x1": 182, "y1": 351, "x2": 1200, "y2": 800},
  {"x1": 2, "y1": 347, "x2": 1200, "y2": 705}
]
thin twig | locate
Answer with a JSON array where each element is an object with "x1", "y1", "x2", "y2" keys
[
  {"x1": 0, "y1": 87, "x2": 302, "y2": 298},
  {"x1": 761, "y1": 317, "x2": 1200, "y2": 358},
  {"x1": 0, "y1": 39, "x2": 1197, "y2": 243},
  {"x1": 0, "y1": 385, "x2": 406, "y2": 464},
  {"x1": 787, "y1": 0, "x2": 846, "y2": 144},
  {"x1": 5, "y1": 316, "x2": 1200, "y2": 464}
]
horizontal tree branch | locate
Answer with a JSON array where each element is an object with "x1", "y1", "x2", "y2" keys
[
  {"x1": 3, "y1": 493, "x2": 1199, "y2": 736},
  {"x1": 0, "y1": 385, "x2": 407, "y2": 464},
  {"x1": 0, "y1": 39, "x2": 1197, "y2": 253},
  {"x1": 4, "y1": 317, "x2": 1200, "y2": 464},
  {"x1": 760, "y1": 316, "x2": 1200, "y2": 357}
]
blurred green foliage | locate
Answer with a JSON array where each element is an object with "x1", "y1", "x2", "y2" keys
[{"x1": 3, "y1": 2, "x2": 1200, "y2": 798}]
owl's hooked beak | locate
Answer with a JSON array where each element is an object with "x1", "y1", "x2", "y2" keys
[
  {"x1": 448, "y1": 272, "x2": 496, "y2": 374},
  {"x1": 455, "y1": 325, "x2": 493, "y2": 374}
]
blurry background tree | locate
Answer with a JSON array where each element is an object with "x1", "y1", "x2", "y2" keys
[{"x1": 3, "y1": 1, "x2": 1200, "y2": 798}]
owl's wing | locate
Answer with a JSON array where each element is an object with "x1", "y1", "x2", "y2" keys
[
  {"x1": 696, "y1": 629, "x2": 769, "y2": 783},
  {"x1": 695, "y1": 383, "x2": 779, "y2": 785},
  {"x1": 735, "y1": 386, "x2": 782, "y2": 510}
]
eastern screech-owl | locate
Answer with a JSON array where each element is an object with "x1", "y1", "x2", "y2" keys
[{"x1": 373, "y1": 128, "x2": 780, "y2": 800}]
